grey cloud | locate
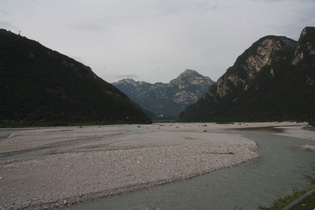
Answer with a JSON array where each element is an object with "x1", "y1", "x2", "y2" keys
[
  {"x1": 116, "y1": 74, "x2": 139, "y2": 80},
  {"x1": 2, "y1": 0, "x2": 314, "y2": 84},
  {"x1": 252, "y1": 0, "x2": 314, "y2": 2},
  {"x1": 148, "y1": 59, "x2": 168, "y2": 66},
  {"x1": 67, "y1": 21, "x2": 109, "y2": 32},
  {"x1": 210, "y1": 5, "x2": 218, "y2": 11},
  {"x1": 0, "y1": 10, "x2": 9, "y2": 15}
]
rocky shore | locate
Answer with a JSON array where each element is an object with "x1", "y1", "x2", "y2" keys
[{"x1": 0, "y1": 122, "x2": 311, "y2": 209}]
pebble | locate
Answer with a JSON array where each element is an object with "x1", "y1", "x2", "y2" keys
[{"x1": 0, "y1": 125, "x2": 259, "y2": 210}]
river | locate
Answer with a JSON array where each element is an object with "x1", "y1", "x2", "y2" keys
[{"x1": 64, "y1": 130, "x2": 315, "y2": 210}]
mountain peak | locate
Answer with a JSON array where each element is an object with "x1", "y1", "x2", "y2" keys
[
  {"x1": 301, "y1": 26, "x2": 315, "y2": 38},
  {"x1": 170, "y1": 69, "x2": 213, "y2": 86},
  {"x1": 292, "y1": 26, "x2": 315, "y2": 66},
  {"x1": 179, "y1": 27, "x2": 315, "y2": 122},
  {"x1": 116, "y1": 78, "x2": 136, "y2": 84},
  {"x1": 235, "y1": 35, "x2": 296, "y2": 75},
  {"x1": 113, "y1": 70, "x2": 214, "y2": 120},
  {"x1": 181, "y1": 69, "x2": 199, "y2": 75},
  {"x1": 211, "y1": 35, "x2": 296, "y2": 99}
]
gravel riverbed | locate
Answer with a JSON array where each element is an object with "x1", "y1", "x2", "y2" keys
[{"x1": 1, "y1": 122, "x2": 308, "y2": 209}]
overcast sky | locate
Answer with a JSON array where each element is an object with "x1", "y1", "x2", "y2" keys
[{"x1": 1, "y1": 0, "x2": 314, "y2": 83}]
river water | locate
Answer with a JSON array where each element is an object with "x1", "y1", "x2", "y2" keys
[{"x1": 64, "y1": 131, "x2": 315, "y2": 210}]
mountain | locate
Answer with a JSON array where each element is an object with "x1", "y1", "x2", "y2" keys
[
  {"x1": 179, "y1": 27, "x2": 315, "y2": 123},
  {"x1": 0, "y1": 29, "x2": 151, "y2": 126},
  {"x1": 113, "y1": 69, "x2": 214, "y2": 120}
]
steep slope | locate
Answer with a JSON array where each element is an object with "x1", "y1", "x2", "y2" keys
[
  {"x1": 113, "y1": 69, "x2": 214, "y2": 120},
  {"x1": 0, "y1": 29, "x2": 151, "y2": 126},
  {"x1": 179, "y1": 27, "x2": 315, "y2": 122}
]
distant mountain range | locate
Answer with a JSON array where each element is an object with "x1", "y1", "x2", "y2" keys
[
  {"x1": 0, "y1": 29, "x2": 151, "y2": 126},
  {"x1": 179, "y1": 27, "x2": 315, "y2": 123},
  {"x1": 1, "y1": 26, "x2": 314, "y2": 126},
  {"x1": 113, "y1": 70, "x2": 214, "y2": 120}
]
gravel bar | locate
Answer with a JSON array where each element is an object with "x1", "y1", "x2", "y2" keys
[{"x1": 0, "y1": 124, "x2": 261, "y2": 209}]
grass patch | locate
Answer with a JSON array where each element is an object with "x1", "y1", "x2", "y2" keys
[{"x1": 260, "y1": 185, "x2": 315, "y2": 210}]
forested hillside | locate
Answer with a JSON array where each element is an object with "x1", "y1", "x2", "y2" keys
[{"x1": 0, "y1": 29, "x2": 151, "y2": 127}]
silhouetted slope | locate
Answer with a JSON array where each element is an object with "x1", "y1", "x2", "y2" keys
[{"x1": 0, "y1": 29, "x2": 151, "y2": 126}]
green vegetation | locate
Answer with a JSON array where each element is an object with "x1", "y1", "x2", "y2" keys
[
  {"x1": 0, "y1": 29, "x2": 151, "y2": 127},
  {"x1": 260, "y1": 185, "x2": 315, "y2": 210}
]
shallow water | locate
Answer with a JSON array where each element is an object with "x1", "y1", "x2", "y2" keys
[
  {"x1": 64, "y1": 133, "x2": 315, "y2": 210},
  {"x1": 0, "y1": 129, "x2": 21, "y2": 139}
]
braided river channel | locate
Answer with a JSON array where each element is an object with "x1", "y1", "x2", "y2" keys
[{"x1": 65, "y1": 128, "x2": 315, "y2": 210}]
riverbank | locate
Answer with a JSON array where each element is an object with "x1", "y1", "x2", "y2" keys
[{"x1": 0, "y1": 122, "x2": 312, "y2": 209}]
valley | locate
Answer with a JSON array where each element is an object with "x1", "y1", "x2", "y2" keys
[
  {"x1": 0, "y1": 25, "x2": 315, "y2": 210},
  {"x1": 1, "y1": 122, "x2": 314, "y2": 209}
]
